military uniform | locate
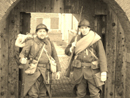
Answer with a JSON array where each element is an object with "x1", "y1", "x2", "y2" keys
[
  {"x1": 65, "y1": 33, "x2": 107, "y2": 98},
  {"x1": 19, "y1": 36, "x2": 61, "y2": 97}
]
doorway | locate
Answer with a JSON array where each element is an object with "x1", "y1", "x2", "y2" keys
[
  {"x1": 94, "y1": 15, "x2": 107, "y2": 50},
  {"x1": 18, "y1": 12, "x2": 31, "y2": 97},
  {"x1": 19, "y1": 12, "x2": 78, "y2": 98},
  {"x1": 94, "y1": 15, "x2": 107, "y2": 98}
]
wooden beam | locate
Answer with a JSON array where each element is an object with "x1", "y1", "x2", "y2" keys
[
  {"x1": 18, "y1": 0, "x2": 36, "y2": 12},
  {"x1": 25, "y1": 96, "x2": 90, "y2": 98},
  {"x1": 115, "y1": 18, "x2": 125, "y2": 98},
  {"x1": 94, "y1": 0, "x2": 107, "y2": 15},
  {"x1": 0, "y1": 15, "x2": 9, "y2": 98},
  {"x1": 105, "y1": 8, "x2": 117, "y2": 98},
  {"x1": 53, "y1": 0, "x2": 64, "y2": 13},
  {"x1": 7, "y1": 8, "x2": 19, "y2": 98},
  {"x1": 36, "y1": 0, "x2": 51, "y2": 12}
]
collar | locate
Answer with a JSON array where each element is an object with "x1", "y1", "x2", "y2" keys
[
  {"x1": 81, "y1": 30, "x2": 90, "y2": 37},
  {"x1": 34, "y1": 36, "x2": 49, "y2": 45},
  {"x1": 34, "y1": 36, "x2": 44, "y2": 45}
]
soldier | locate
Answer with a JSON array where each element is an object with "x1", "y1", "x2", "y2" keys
[
  {"x1": 19, "y1": 23, "x2": 61, "y2": 98},
  {"x1": 65, "y1": 19, "x2": 107, "y2": 98}
]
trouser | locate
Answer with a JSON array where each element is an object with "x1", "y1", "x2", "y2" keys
[
  {"x1": 76, "y1": 77, "x2": 100, "y2": 98},
  {"x1": 28, "y1": 75, "x2": 47, "y2": 98}
]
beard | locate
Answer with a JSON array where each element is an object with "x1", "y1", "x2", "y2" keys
[
  {"x1": 37, "y1": 35, "x2": 47, "y2": 39},
  {"x1": 39, "y1": 36, "x2": 45, "y2": 39}
]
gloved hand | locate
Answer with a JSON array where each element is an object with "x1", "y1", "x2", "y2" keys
[
  {"x1": 15, "y1": 34, "x2": 26, "y2": 47},
  {"x1": 56, "y1": 71, "x2": 60, "y2": 80},
  {"x1": 20, "y1": 58, "x2": 27, "y2": 64},
  {"x1": 101, "y1": 72, "x2": 107, "y2": 81},
  {"x1": 70, "y1": 72, "x2": 73, "y2": 79},
  {"x1": 70, "y1": 42, "x2": 76, "y2": 52}
]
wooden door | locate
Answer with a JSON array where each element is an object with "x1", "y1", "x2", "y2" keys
[
  {"x1": 19, "y1": 12, "x2": 31, "y2": 98},
  {"x1": 94, "y1": 15, "x2": 107, "y2": 49},
  {"x1": 21, "y1": 12, "x2": 31, "y2": 34},
  {"x1": 94, "y1": 15, "x2": 107, "y2": 98}
]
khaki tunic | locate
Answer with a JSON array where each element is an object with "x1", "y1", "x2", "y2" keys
[
  {"x1": 19, "y1": 37, "x2": 61, "y2": 96},
  {"x1": 65, "y1": 34, "x2": 107, "y2": 94}
]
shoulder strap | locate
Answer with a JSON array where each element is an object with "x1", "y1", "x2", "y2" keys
[
  {"x1": 88, "y1": 48, "x2": 98, "y2": 60},
  {"x1": 46, "y1": 37, "x2": 53, "y2": 56},
  {"x1": 30, "y1": 44, "x2": 45, "y2": 66},
  {"x1": 37, "y1": 44, "x2": 45, "y2": 62},
  {"x1": 34, "y1": 44, "x2": 44, "y2": 59},
  {"x1": 88, "y1": 33, "x2": 100, "y2": 60},
  {"x1": 30, "y1": 39, "x2": 44, "y2": 60},
  {"x1": 43, "y1": 46, "x2": 51, "y2": 60},
  {"x1": 88, "y1": 32, "x2": 96, "y2": 48}
]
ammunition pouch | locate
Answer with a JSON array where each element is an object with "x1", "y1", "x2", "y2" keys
[
  {"x1": 72, "y1": 60, "x2": 99, "y2": 69},
  {"x1": 91, "y1": 60, "x2": 99, "y2": 69},
  {"x1": 91, "y1": 61, "x2": 104, "y2": 87},
  {"x1": 93, "y1": 72, "x2": 104, "y2": 87},
  {"x1": 71, "y1": 59, "x2": 82, "y2": 68}
]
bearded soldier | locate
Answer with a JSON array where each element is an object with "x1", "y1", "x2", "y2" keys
[
  {"x1": 65, "y1": 19, "x2": 107, "y2": 98},
  {"x1": 19, "y1": 23, "x2": 61, "y2": 98}
]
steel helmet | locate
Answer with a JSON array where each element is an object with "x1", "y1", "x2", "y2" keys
[
  {"x1": 78, "y1": 19, "x2": 90, "y2": 28},
  {"x1": 36, "y1": 23, "x2": 48, "y2": 32}
]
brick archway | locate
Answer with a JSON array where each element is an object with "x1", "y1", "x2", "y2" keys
[
  {"x1": 0, "y1": 0, "x2": 130, "y2": 98},
  {"x1": 103, "y1": 0, "x2": 130, "y2": 50},
  {"x1": 0, "y1": 0, "x2": 20, "y2": 22},
  {"x1": 0, "y1": 0, "x2": 130, "y2": 48}
]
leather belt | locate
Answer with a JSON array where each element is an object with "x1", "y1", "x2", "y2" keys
[
  {"x1": 81, "y1": 62, "x2": 91, "y2": 68},
  {"x1": 38, "y1": 64, "x2": 47, "y2": 67},
  {"x1": 81, "y1": 61, "x2": 99, "y2": 69}
]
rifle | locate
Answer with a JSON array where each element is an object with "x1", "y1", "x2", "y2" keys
[
  {"x1": 65, "y1": 6, "x2": 83, "y2": 77},
  {"x1": 20, "y1": 50, "x2": 27, "y2": 98}
]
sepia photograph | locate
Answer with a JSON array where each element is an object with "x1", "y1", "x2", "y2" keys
[{"x1": 0, "y1": 0, "x2": 130, "y2": 98}]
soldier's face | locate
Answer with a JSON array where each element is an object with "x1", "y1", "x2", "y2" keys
[
  {"x1": 79, "y1": 26, "x2": 90, "y2": 35},
  {"x1": 37, "y1": 29, "x2": 47, "y2": 39}
]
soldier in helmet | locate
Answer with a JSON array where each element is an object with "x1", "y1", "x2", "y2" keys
[
  {"x1": 19, "y1": 23, "x2": 61, "y2": 98},
  {"x1": 65, "y1": 19, "x2": 107, "y2": 98}
]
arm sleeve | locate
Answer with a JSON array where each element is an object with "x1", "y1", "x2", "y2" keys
[
  {"x1": 50, "y1": 41, "x2": 61, "y2": 72},
  {"x1": 96, "y1": 40, "x2": 108, "y2": 72},
  {"x1": 65, "y1": 37, "x2": 75, "y2": 56},
  {"x1": 19, "y1": 40, "x2": 32, "y2": 59}
]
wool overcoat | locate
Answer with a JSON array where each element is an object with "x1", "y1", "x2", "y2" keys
[
  {"x1": 65, "y1": 34, "x2": 107, "y2": 94},
  {"x1": 19, "y1": 37, "x2": 61, "y2": 96}
]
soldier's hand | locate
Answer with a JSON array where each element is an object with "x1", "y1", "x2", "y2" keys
[
  {"x1": 56, "y1": 71, "x2": 60, "y2": 80},
  {"x1": 20, "y1": 58, "x2": 27, "y2": 64},
  {"x1": 15, "y1": 34, "x2": 26, "y2": 47},
  {"x1": 101, "y1": 72, "x2": 107, "y2": 81},
  {"x1": 70, "y1": 42, "x2": 76, "y2": 52},
  {"x1": 70, "y1": 72, "x2": 73, "y2": 79},
  {"x1": 72, "y1": 42, "x2": 76, "y2": 47}
]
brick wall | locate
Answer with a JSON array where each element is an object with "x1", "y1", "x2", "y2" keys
[
  {"x1": 115, "y1": 0, "x2": 130, "y2": 20},
  {"x1": 0, "y1": 0, "x2": 19, "y2": 21},
  {"x1": 30, "y1": 13, "x2": 59, "y2": 33},
  {"x1": 0, "y1": 0, "x2": 130, "y2": 25}
]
